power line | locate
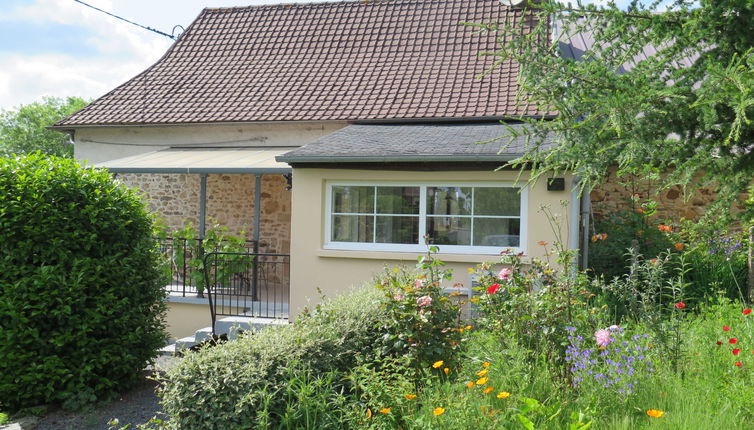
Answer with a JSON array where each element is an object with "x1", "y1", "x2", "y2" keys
[{"x1": 72, "y1": 0, "x2": 177, "y2": 40}]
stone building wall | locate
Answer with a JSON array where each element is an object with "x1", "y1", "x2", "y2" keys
[
  {"x1": 117, "y1": 173, "x2": 291, "y2": 254},
  {"x1": 590, "y1": 171, "x2": 745, "y2": 221}
]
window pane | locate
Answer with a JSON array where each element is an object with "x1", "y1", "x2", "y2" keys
[
  {"x1": 376, "y1": 216, "x2": 419, "y2": 244},
  {"x1": 376, "y1": 187, "x2": 420, "y2": 214},
  {"x1": 474, "y1": 187, "x2": 520, "y2": 216},
  {"x1": 332, "y1": 215, "x2": 373, "y2": 242},
  {"x1": 473, "y1": 218, "x2": 520, "y2": 247},
  {"x1": 426, "y1": 187, "x2": 472, "y2": 216},
  {"x1": 332, "y1": 186, "x2": 374, "y2": 214},
  {"x1": 426, "y1": 216, "x2": 471, "y2": 245}
]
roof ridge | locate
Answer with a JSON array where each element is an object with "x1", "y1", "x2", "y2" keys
[{"x1": 202, "y1": 0, "x2": 436, "y2": 13}]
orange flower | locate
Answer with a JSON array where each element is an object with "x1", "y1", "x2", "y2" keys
[
  {"x1": 537, "y1": 241, "x2": 548, "y2": 246},
  {"x1": 646, "y1": 409, "x2": 664, "y2": 418},
  {"x1": 476, "y1": 377, "x2": 489, "y2": 385},
  {"x1": 497, "y1": 391, "x2": 511, "y2": 399},
  {"x1": 379, "y1": 408, "x2": 391, "y2": 414},
  {"x1": 482, "y1": 362, "x2": 490, "y2": 368},
  {"x1": 433, "y1": 407, "x2": 445, "y2": 416},
  {"x1": 466, "y1": 381, "x2": 475, "y2": 388},
  {"x1": 482, "y1": 387, "x2": 494, "y2": 394},
  {"x1": 366, "y1": 408, "x2": 373, "y2": 419},
  {"x1": 443, "y1": 367, "x2": 449, "y2": 375},
  {"x1": 476, "y1": 369, "x2": 488, "y2": 377},
  {"x1": 658, "y1": 224, "x2": 672, "y2": 232},
  {"x1": 404, "y1": 394, "x2": 417, "y2": 400},
  {"x1": 674, "y1": 242, "x2": 684, "y2": 251}
]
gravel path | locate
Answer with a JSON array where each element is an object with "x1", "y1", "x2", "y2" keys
[{"x1": 34, "y1": 356, "x2": 180, "y2": 430}]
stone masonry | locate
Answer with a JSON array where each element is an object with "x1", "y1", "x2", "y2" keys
[
  {"x1": 590, "y1": 170, "x2": 746, "y2": 221},
  {"x1": 117, "y1": 173, "x2": 291, "y2": 254}
]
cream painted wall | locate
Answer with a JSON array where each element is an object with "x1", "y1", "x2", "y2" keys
[
  {"x1": 289, "y1": 168, "x2": 577, "y2": 319},
  {"x1": 73, "y1": 122, "x2": 347, "y2": 164},
  {"x1": 165, "y1": 302, "x2": 212, "y2": 340}
]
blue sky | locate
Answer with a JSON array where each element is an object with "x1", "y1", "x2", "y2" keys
[{"x1": 0, "y1": 0, "x2": 642, "y2": 110}]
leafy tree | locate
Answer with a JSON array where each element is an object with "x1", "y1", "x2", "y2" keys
[
  {"x1": 480, "y1": 0, "x2": 754, "y2": 220},
  {"x1": 0, "y1": 96, "x2": 87, "y2": 157}
]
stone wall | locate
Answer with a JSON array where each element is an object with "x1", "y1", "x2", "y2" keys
[
  {"x1": 590, "y1": 171, "x2": 746, "y2": 221},
  {"x1": 117, "y1": 173, "x2": 291, "y2": 254}
]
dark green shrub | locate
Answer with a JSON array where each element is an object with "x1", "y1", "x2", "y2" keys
[
  {"x1": 159, "y1": 287, "x2": 388, "y2": 429},
  {"x1": 0, "y1": 154, "x2": 167, "y2": 411}
]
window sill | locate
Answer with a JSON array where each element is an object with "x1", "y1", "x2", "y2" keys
[{"x1": 316, "y1": 248, "x2": 530, "y2": 264}]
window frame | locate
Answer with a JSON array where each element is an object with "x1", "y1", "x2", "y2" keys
[{"x1": 324, "y1": 181, "x2": 528, "y2": 255}]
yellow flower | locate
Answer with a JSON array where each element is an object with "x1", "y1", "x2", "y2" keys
[
  {"x1": 465, "y1": 325, "x2": 472, "y2": 330},
  {"x1": 646, "y1": 409, "x2": 664, "y2": 418},
  {"x1": 366, "y1": 408, "x2": 373, "y2": 419},
  {"x1": 379, "y1": 408, "x2": 391, "y2": 414},
  {"x1": 405, "y1": 394, "x2": 417, "y2": 400},
  {"x1": 458, "y1": 328, "x2": 464, "y2": 333},
  {"x1": 482, "y1": 362, "x2": 490, "y2": 368},
  {"x1": 497, "y1": 391, "x2": 511, "y2": 399},
  {"x1": 433, "y1": 407, "x2": 445, "y2": 416},
  {"x1": 476, "y1": 368, "x2": 488, "y2": 377},
  {"x1": 482, "y1": 387, "x2": 494, "y2": 394},
  {"x1": 466, "y1": 381, "x2": 475, "y2": 388},
  {"x1": 432, "y1": 360, "x2": 444, "y2": 368},
  {"x1": 443, "y1": 367, "x2": 449, "y2": 375},
  {"x1": 476, "y1": 377, "x2": 488, "y2": 385}
]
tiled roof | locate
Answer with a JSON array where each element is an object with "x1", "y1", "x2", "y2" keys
[
  {"x1": 277, "y1": 122, "x2": 557, "y2": 162},
  {"x1": 57, "y1": 0, "x2": 544, "y2": 127}
]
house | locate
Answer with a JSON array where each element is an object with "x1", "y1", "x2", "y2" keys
[{"x1": 53, "y1": 0, "x2": 582, "y2": 340}]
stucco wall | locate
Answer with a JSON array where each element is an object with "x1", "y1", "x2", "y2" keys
[
  {"x1": 74, "y1": 122, "x2": 346, "y2": 164},
  {"x1": 118, "y1": 173, "x2": 291, "y2": 253},
  {"x1": 288, "y1": 168, "x2": 577, "y2": 319}
]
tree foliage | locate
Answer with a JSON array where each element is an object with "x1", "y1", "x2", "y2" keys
[
  {"x1": 482, "y1": 0, "x2": 754, "y2": 220},
  {"x1": 0, "y1": 96, "x2": 87, "y2": 158},
  {"x1": 0, "y1": 154, "x2": 167, "y2": 411}
]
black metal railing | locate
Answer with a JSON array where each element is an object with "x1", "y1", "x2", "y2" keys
[
  {"x1": 204, "y1": 251, "x2": 290, "y2": 333},
  {"x1": 157, "y1": 237, "x2": 257, "y2": 297}
]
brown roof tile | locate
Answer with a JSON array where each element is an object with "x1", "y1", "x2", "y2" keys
[{"x1": 57, "y1": 0, "x2": 544, "y2": 127}]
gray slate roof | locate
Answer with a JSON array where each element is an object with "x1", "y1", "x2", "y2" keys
[{"x1": 277, "y1": 123, "x2": 557, "y2": 163}]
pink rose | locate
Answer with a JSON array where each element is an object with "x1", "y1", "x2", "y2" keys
[
  {"x1": 497, "y1": 268, "x2": 513, "y2": 281},
  {"x1": 594, "y1": 329, "x2": 612, "y2": 347},
  {"x1": 416, "y1": 295, "x2": 432, "y2": 308}
]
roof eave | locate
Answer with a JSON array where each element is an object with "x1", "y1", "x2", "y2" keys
[{"x1": 275, "y1": 154, "x2": 520, "y2": 163}]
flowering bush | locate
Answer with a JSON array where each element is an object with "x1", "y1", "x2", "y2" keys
[
  {"x1": 472, "y1": 245, "x2": 596, "y2": 370},
  {"x1": 565, "y1": 325, "x2": 654, "y2": 401},
  {"x1": 375, "y1": 248, "x2": 463, "y2": 371}
]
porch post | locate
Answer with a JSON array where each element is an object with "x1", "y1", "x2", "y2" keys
[
  {"x1": 199, "y1": 173, "x2": 208, "y2": 239},
  {"x1": 254, "y1": 174, "x2": 262, "y2": 250},
  {"x1": 252, "y1": 174, "x2": 262, "y2": 301}
]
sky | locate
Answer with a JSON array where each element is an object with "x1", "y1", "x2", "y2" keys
[{"x1": 0, "y1": 0, "x2": 642, "y2": 111}]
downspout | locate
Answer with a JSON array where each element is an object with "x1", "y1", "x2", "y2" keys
[{"x1": 580, "y1": 184, "x2": 592, "y2": 270}]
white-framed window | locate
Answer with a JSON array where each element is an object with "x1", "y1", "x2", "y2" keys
[{"x1": 324, "y1": 181, "x2": 528, "y2": 254}]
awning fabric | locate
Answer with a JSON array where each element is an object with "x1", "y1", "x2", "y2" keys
[{"x1": 94, "y1": 147, "x2": 293, "y2": 173}]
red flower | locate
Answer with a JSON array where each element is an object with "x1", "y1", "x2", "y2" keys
[
  {"x1": 743, "y1": 309, "x2": 752, "y2": 315},
  {"x1": 487, "y1": 283, "x2": 501, "y2": 294},
  {"x1": 733, "y1": 348, "x2": 741, "y2": 355},
  {"x1": 716, "y1": 341, "x2": 723, "y2": 346},
  {"x1": 729, "y1": 338, "x2": 738, "y2": 344},
  {"x1": 723, "y1": 326, "x2": 731, "y2": 331},
  {"x1": 735, "y1": 362, "x2": 743, "y2": 367},
  {"x1": 674, "y1": 302, "x2": 686, "y2": 309}
]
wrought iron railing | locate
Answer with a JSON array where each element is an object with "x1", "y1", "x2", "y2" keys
[
  {"x1": 157, "y1": 237, "x2": 257, "y2": 297},
  {"x1": 204, "y1": 252, "x2": 290, "y2": 333}
]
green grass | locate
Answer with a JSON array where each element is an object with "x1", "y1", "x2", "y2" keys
[{"x1": 362, "y1": 302, "x2": 754, "y2": 429}]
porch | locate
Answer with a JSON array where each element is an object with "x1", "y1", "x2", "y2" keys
[{"x1": 94, "y1": 147, "x2": 293, "y2": 340}]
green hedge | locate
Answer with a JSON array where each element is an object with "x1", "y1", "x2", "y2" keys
[
  {"x1": 159, "y1": 287, "x2": 387, "y2": 429},
  {"x1": 0, "y1": 154, "x2": 167, "y2": 411}
]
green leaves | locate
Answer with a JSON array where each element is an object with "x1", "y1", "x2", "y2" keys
[
  {"x1": 487, "y1": 1, "x2": 754, "y2": 220},
  {"x1": 0, "y1": 154, "x2": 167, "y2": 411},
  {"x1": 0, "y1": 96, "x2": 87, "y2": 158}
]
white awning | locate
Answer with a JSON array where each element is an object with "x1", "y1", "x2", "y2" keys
[{"x1": 94, "y1": 147, "x2": 293, "y2": 173}]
